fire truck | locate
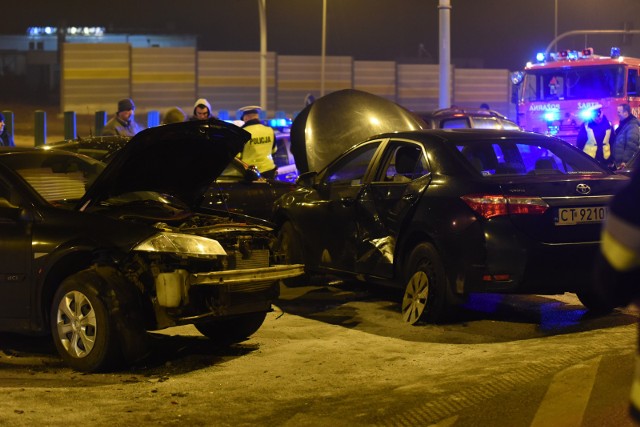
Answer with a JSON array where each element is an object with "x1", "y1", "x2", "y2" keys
[{"x1": 513, "y1": 47, "x2": 640, "y2": 145}]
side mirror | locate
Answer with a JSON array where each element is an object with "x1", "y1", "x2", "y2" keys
[
  {"x1": 296, "y1": 171, "x2": 318, "y2": 187},
  {"x1": 0, "y1": 198, "x2": 30, "y2": 222}
]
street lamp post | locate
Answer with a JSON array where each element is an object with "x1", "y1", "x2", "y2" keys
[
  {"x1": 258, "y1": 0, "x2": 267, "y2": 111},
  {"x1": 320, "y1": 0, "x2": 327, "y2": 96},
  {"x1": 438, "y1": 0, "x2": 451, "y2": 109},
  {"x1": 554, "y1": 0, "x2": 558, "y2": 51}
]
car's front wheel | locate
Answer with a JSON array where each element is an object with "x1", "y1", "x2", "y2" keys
[
  {"x1": 194, "y1": 312, "x2": 267, "y2": 343},
  {"x1": 51, "y1": 271, "x2": 122, "y2": 372},
  {"x1": 402, "y1": 242, "x2": 449, "y2": 324}
]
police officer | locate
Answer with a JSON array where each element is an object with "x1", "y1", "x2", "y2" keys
[
  {"x1": 237, "y1": 106, "x2": 277, "y2": 179},
  {"x1": 576, "y1": 104, "x2": 613, "y2": 169}
]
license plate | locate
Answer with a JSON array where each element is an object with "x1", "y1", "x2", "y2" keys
[{"x1": 555, "y1": 206, "x2": 607, "y2": 226}]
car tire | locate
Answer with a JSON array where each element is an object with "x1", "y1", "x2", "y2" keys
[
  {"x1": 194, "y1": 312, "x2": 267, "y2": 343},
  {"x1": 576, "y1": 290, "x2": 614, "y2": 315},
  {"x1": 51, "y1": 271, "x2": 122, "y2": 372},
  {"x1": 402, "y1": 242, "x2": 449, "y2": 324},
  {"x1": 277, "y1": 221, "x2": 310, "y2": 286}
]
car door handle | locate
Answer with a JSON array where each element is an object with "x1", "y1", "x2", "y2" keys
[{"x1": 402, "y1": 194, "x2": 417, "y2": 202}]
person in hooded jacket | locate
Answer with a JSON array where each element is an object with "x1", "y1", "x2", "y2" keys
[
  {"x1": 576, "y1": 105, "x2": 614, "y2": 169},
  {"x1": 613, "y1": 103, "x2": 640, "y2": 169},
  {"x1": 189, "y1": 98, "x2": 216, "y2": 121}
]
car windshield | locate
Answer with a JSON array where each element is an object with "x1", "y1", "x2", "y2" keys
[
  {"x1": 455, "y1": 138, "x2": 609, "y2": 177},
  {"x1": 0, "y1": 152, "x2": 105, "y2": 204}
]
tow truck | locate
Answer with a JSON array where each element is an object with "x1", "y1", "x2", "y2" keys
[{"x1": 512, "y1": 47, "x2": 640, "y2": 145}]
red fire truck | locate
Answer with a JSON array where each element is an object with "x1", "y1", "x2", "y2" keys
[{"x1": 513, "y1": 47, "x2": 640, "y2": 145}]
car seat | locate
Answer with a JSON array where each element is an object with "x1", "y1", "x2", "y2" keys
[{"x1": 394, "y1": 146, "x2": 421, "y2": 181}]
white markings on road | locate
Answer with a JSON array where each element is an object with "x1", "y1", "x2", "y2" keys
[{"x1": 530, "y1": 356, "x2": 601, "y2": 427}]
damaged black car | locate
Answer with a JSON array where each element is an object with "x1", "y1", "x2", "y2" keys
[{"x1": 0, "y1": 120, "x2": 303, "y2": 371}]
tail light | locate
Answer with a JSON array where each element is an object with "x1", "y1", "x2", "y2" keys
[{"x1": 461, "y1": 194, "x2": 549, "y2": 219}]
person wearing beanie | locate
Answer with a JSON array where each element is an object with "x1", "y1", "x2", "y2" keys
[
  {"x1": 162, "y1": 106, "x2": 187, "y2": 125},
  {"x1": 236, "y1": 105, "x2": 277, "y2": 179},
  {"x1": 102, "y1": 98, "x2": 145, "y2": 137},
  {"x1": 190, "y1": 98, "x2": 216, "y2": 121},
  {"x1": 0, "y1": 112, "x2": 15, "y2": 147}
]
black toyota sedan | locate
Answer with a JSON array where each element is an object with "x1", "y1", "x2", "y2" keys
[
  {"x1": 41, "y1": 135, "x2": 296, "y2": 220},
  {"x1": 273, "y1": 127, "x2": 629, "y2": 324},
  {"x1": 0, "y1": 120, "x2": 303, "y2": 371}
]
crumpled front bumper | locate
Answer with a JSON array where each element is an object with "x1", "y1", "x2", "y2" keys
[
  {"x1": 191, "y1": 264, "x2": 305, "y2": 286},
  {"x1": 154, "y1": 264, "x2": 305, "y2": 311}
]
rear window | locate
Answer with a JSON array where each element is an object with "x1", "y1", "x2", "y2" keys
[
  {"x1": 0, "y1": 152, "x2": 104, "y2": 203},
  {"x1": 455, "y1": 138, "x2": 608, "y2": 177}
]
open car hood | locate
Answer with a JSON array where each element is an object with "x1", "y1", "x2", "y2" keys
[
  {"x1": 79, "y1": 120, "x2": 251, "y2": 209},
  {"x1": 290, "y1": 89, "x2": 427, "y2": 173}
]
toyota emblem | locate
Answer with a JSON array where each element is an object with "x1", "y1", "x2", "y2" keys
[{"x1": 575, "y1": 183, "x2": 591, "y2": 195}]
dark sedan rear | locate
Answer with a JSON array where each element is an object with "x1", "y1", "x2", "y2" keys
[{"x1": 273, "y1": 128, "x2": 629, "y2": 324}]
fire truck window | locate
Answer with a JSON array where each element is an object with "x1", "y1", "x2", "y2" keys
[
  {"x1": 628, "y1": 69, "x2": 639, "y2": 96},
  {"x1": 544, "y1": 75, "x2": 564, "y2": 100}
]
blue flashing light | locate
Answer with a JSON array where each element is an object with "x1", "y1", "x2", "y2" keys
[
  {"x1": 579, "y1": 109, "x2": 596, "y2": 122},
  {"x1": 268, "y1": 118, "x2": 292, "y2": 128},
  {"x1": 611, "y1": 47, "x2": 621, "y2": 58},
  {"x1": 536, "y1": 52, "x2": 546, "y2": 62},
  {"x1": 543, "y1": 111, "x2": 560, "y2": 122}
]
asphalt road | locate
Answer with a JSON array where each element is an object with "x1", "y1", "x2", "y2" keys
[{"x1": 0, "y1": 281, "x2": 638, "y2": 426}]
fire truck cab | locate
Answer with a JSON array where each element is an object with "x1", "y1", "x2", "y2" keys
[{"x1": 513, "y1": 47, "x2": 640, "y2": 145}]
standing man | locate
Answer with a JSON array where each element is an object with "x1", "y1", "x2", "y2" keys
[
  {"x1": 237, "y1": 106, "x2": 277, "y2": 179},
  {"x1": 0, "y1": 112, "x2": 15, "y2": 147},
  {"x1": 102, "y1": 98, "x2": 144, "y2": 137},
  {"x1": 576, "y1": 104, "x2": 613, "y2": 169},
  {"x1": 613, "y1": 103, "x2": 640, "y2": 169},
  {"x1": 190, "y1": 98, "x2": 216, "y2": 121}
]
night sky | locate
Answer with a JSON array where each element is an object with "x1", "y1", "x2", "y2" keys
[{"x1": 5, "y1": 0, "x2": 640, "y2": 70}]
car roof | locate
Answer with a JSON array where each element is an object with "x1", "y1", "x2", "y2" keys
[
  {"x1": 369, "y1": 127, "x2": 541, "y2": 142},
  {"x1": 417, "y1": 107, "x2": 510, "y2": 120}
]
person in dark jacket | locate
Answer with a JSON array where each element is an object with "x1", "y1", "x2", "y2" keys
[
  {"x1": 595, "y1": 166, "x2": 640, "y2": 420},
  {"x1": 613, "y1": 103, "x2": 640, "y2": 169},
  {"x1": 102, "y1": 98, "x2": 144, "y2": 137},
  {"x1": 576, "y1": 104, "x2": 613, "y2": 168},
  {"x1": 0, "y1": 112, "x2": 15, "y2": 147}
]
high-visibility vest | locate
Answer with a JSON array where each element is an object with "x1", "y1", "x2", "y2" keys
[
  {"x1": 239, "y1": 123, "x2": 277, "y2": 173},
  {"x1": 583, "y1": 126, "x2": 611, "y2": 159}
]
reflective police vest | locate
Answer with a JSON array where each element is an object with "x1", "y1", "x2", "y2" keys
[
  {"x1": 239, "y1": 123, "x2": 277, "y2": 173},
  {"x1": 583, "y1": 126, "x2": 611, "y2": 159}
]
